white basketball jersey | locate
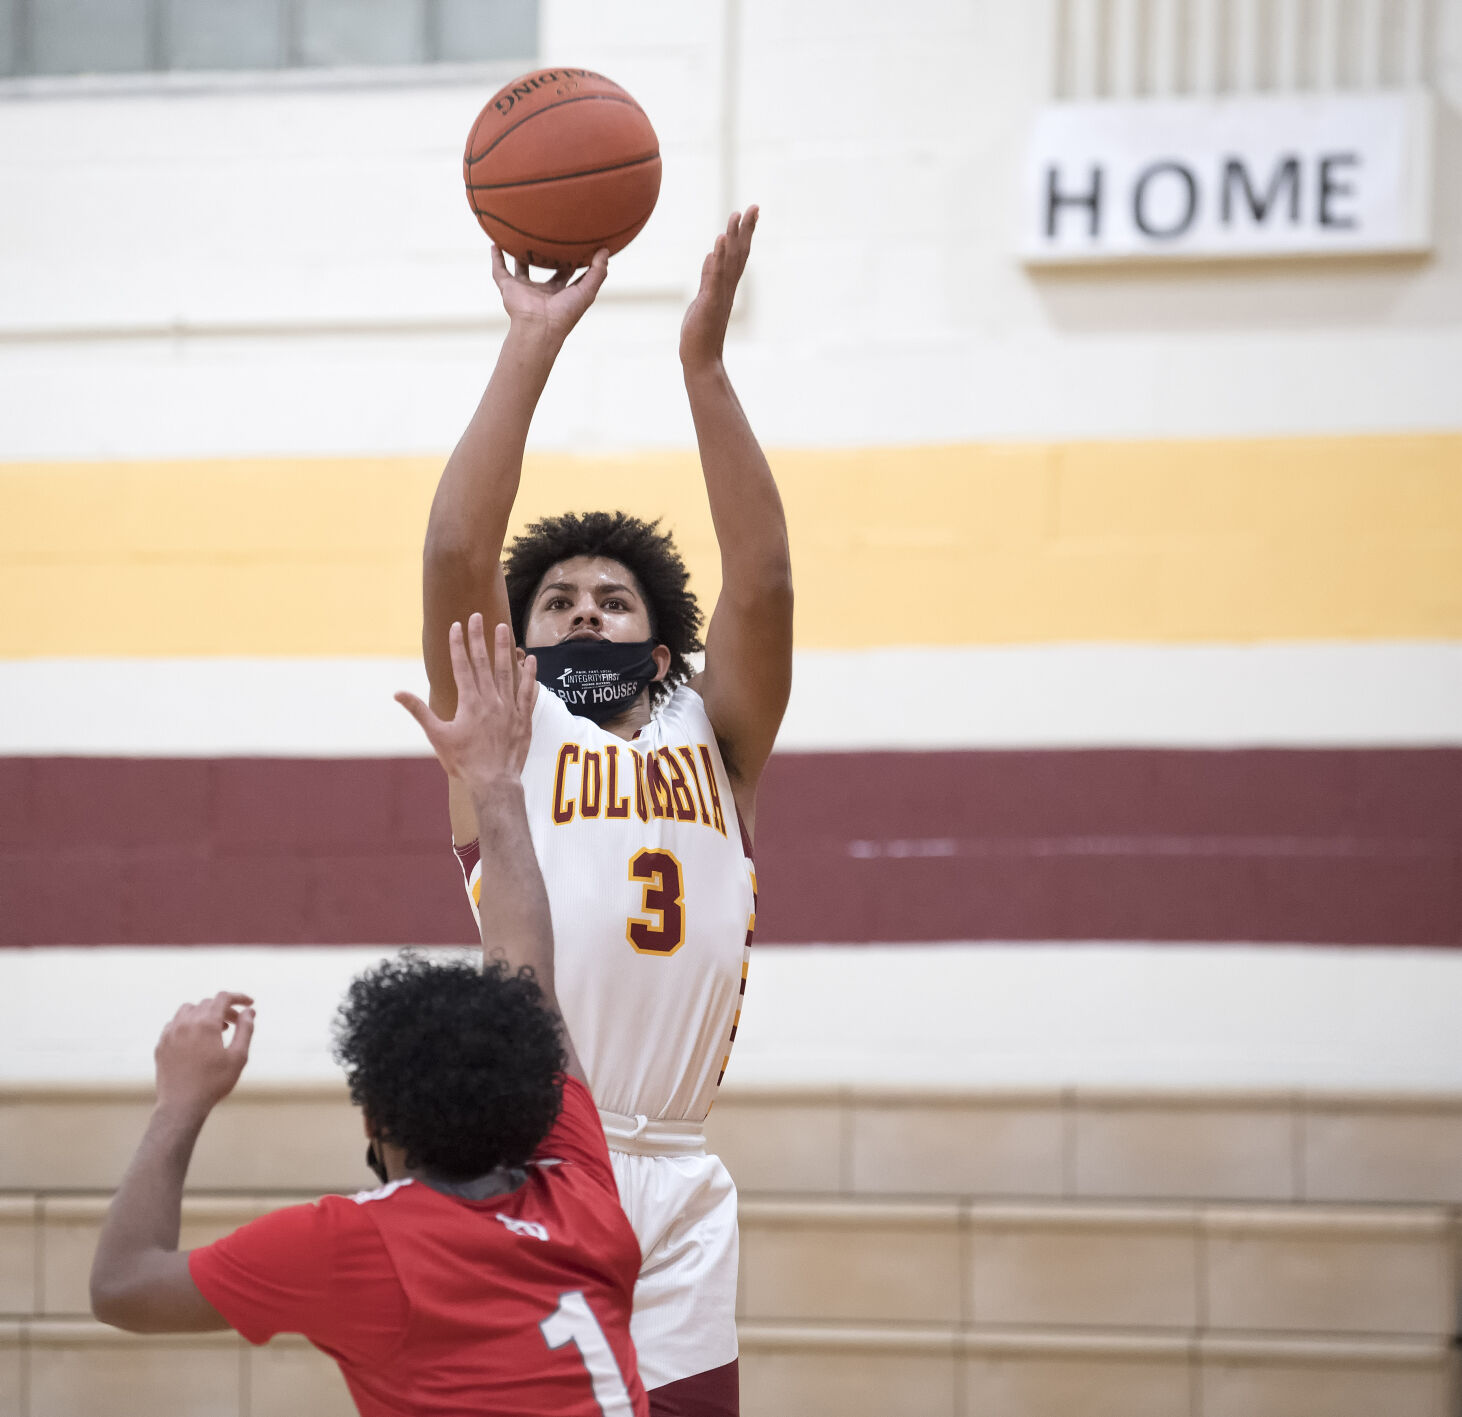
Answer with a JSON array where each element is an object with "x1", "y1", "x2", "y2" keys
[{"x1": 457, "y1": 684, "x2": 756, "y2": 1122}]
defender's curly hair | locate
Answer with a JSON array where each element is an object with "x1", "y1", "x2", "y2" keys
[
  {"x1": 504, "y1": 510, "x2": 703, "y2": 707},
  {"x1": 332, "y1": 952, "x2": 566, "y2": 1181}
]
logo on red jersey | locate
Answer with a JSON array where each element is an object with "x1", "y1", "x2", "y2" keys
[{"x1": 496, "y1": 1212, "x2": 550, "y2": 1242}]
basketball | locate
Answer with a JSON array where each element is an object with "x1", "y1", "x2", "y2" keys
[{"x1": 463, "y1": 67, "x2": 661, "y2": 269}]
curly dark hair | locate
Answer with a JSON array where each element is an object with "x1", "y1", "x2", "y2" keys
[
  {"x1": 503, "y1": 510, "x2": 704, "y2": 707},
  {"x1": 332, "y1": 952, "x2": 566, "y2": 1181}
]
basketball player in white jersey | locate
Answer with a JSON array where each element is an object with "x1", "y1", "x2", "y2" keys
[{"x1": 421, "y1": 209, "x2": 791, "y2": 1417}]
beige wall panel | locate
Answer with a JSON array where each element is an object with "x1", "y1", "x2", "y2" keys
[
  {"x1": 967, "y1": 1209, "x2": 1198, "y2": 1329},
  {"x1": 186, "y1": 1094, "x2": 362, "y2": 1192},
  {"x1": 849, "y1": 1098, "x2": 1065, "y2": 1197},
  {"x1": 963, "y1": 1347, "x2": 1193, "y2": 1417},
  {"x1": 740, "y1": 1207, "x2": 963, "y2": 1323},
  {"x1": 1074, "y1": 1099, "x2": 1296, "y2": 1200},
  {"x1": 0, "y1": 1323, "x2": 22, "y2": 1417},
  {"x1": 1204, "y1": 1210, "x2": 1455, "y2": 1336},
  {"x1": 248, "y1": 1336, "x2": 357, "y2": 1417},
  {"x1": 1199, "y1": 1346, "x2": 1454, "y2": 1417},
  {"x1": 1303, "y1": 1104, "x2": 1462, "y2": 1204},
  {"x1": 28, "y1": 1323, "x2": 243, "y2": 1417},
  {"x1": 740, "y1": 1344, "x2": 958, "y2": 1417},
  {"x1": 0, "y1": 1095, "x2": 155, "y2": 1190},
  {"x1": 40, "y1": 1197, "x2": 280, "y2": 1316},
  {"x1": 0, "y1": 1090, "x2": 360, "y2": 1194},
  {"x1": 0, "y1": 1200, "x2": 38, "y2": 1315},
  {"x1": 704, "y1": 1097, "x2": 844, "y2": 1194}
]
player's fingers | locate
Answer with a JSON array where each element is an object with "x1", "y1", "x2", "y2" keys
[
  {"x1": 491, "y1": 622, "x2": 516, "y2": 704},
  {"x1": 393, "y1": 690, "x2": 441, "y2": 737},
  {"x1": 490, "y1": 244, "x2": 508, "y2": 286},
  {"x1": 518, "y1": 653, "x2": 538, "y2": 717},
  {"x1": 571, "y1": 249, "x2": 609, "y2": 297},
  {"x1": 447, "y1": 621, "x2": 477, "y2": 703},
  {"x1": 466, "y1": 613, "x2": 491, "y2": 690},
  {"x1": 741, "y1": 204, "x2": 759, "y2": 255},
  {"x1": 726, "y1": 210, "x2": 739, "y2": 238},
  {"x1": 204, "y1": 992, "x2": 251, "y2": 1027},
  {"x1": 227, "y1": 1007, "x2": 256, "y2": 1058}
]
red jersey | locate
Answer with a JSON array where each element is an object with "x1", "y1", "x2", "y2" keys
[{"x1": 189, "y1": 1077, "x2": 647, "y2": 1417}]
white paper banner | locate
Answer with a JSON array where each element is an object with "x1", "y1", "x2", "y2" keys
[{"x1": 1022, "y1": 90, "x2": 1434, "y2": 263}]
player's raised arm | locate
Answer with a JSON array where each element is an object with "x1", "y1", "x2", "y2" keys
[
  {"x1": 90, "y1": 993, "x2": 253, "y2": 1332},
  {"x1": 422, "y1": 248, "x2": 609, "y2": 707},
  {"x1": 681, "y1": 208, "x2": 793, "y2": 836},
  {"x1": 397, "y1": 617, "x2": 586, "y2": 1085}
]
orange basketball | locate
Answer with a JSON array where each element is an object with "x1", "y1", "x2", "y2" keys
[{"x1": 463, "y1": 68, "x2": 661, "y2": 269}]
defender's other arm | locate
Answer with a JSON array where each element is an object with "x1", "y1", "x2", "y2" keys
[
  {"x1": 398, "y1": 617, "x2": 586, "y2": 1086},
  {"x1": 90, "y1": 993, "x2": 254, "y2": 1332},
  {"x1": 682, "y1": 209, "x2": 793, "y2": 837}
]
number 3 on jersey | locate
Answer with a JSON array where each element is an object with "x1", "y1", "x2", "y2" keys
[{"x1": 626, "y1": 849, "x2": 685, "y2": 955}]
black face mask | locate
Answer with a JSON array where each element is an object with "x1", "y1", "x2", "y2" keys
[
  {"x1": 531, "y1": 638, "x2": 660, "y2": 724},
  {"x1": 366, "y1": 1141, "x2": 388, "y2": 1186}
]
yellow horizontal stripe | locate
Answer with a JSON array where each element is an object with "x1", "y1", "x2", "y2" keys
[{"x1": 1, "y1": 435, "x2": 1458, "y2": 655}]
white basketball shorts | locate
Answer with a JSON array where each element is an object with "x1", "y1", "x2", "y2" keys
[{"x1": 601, "y1": 1111, "x2": 740, "y2": 1391}]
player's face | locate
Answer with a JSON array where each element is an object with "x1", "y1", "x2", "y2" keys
[{"x1": 525, "y1": 556, "x2": 655, "y2": 647}]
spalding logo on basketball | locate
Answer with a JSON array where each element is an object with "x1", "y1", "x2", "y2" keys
[{"x1": 463, "y1": 68, "x2": 662, "y2": 270}]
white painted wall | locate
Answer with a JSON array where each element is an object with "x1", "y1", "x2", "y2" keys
[
  {"x1": 7, "y1": 944, "x2": 1462, "y2": 1093},
  {"x1": 1, "y1": 0, "x2": 1459, "y2": 461},
  {"x1": 4, "y1": 644, "x2": 1462, "y2": 754}
]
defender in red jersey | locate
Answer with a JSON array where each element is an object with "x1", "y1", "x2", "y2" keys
[{"x1": 91, "y1": 618, "x2": 649, "y2": 1417}]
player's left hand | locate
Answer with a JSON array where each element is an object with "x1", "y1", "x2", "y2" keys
[
  {"x1": 679, "y1": 206, "x2": 758, "y2": 372},
  {"x1": 153, "y1": 992, "x2": 255, "y2": 1117}
]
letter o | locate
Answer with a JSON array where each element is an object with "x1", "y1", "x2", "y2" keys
[{"x1": 1133, "y1": 160, "x2": 1199, "y2": 239}]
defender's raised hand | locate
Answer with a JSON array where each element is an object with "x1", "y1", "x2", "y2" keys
[
  {"x1": 680, "y1": 206, "x2": 758, "y2": 372},
  {"x1": 397, "y1": 615, "x2": 538, "y2": 797},
  {"x1": 154, "y1": 992, "x2": 255, "y2": 1118},
  {"x1": 491, "y1": 244, "x2": 608, "y2": 345}
]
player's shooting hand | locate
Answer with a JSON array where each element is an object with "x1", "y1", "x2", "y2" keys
[
  {"x1": 491, "y1": 245, "x2": 609, "y2": 345},
  {"x1": 153, "y1": 992, "x2": 255, "y2": 1118},
  {"x1": 397, "y1": 615, "x2": 538, "y2": 798},
  {"x1": 680, "y1": 206, "x2": 758, "y2": 372}
]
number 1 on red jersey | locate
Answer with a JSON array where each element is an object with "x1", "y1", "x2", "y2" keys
[{"x1": 540, "y1": 1289, "x2": 636, "y2": 1415}]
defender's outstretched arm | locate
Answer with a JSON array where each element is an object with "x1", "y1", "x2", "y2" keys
[
  {"x1": 398, "y1": 617, "x2": 586, "y2": 1086},
  {"x1": 682, "y1": 208, "x2": 793, "y2": 835},
  {"x1": 422, "y1": 248, "x2": 608, "y2": 712}
]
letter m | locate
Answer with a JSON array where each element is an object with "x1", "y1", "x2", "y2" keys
[{"x1": 1221, "y1": 156, "x2": 1300, "y2": 226}]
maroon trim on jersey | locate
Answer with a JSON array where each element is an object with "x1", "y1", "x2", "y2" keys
[
  {"x1": 647, "y1": 1358, "x2": 738, "y2": 1417},
  {"x1": 454, "y1": 838, "x2": 481, "y2": 878},
  {"x1": 2, "y1": 749, "x2": 1459, "y2": 947}
]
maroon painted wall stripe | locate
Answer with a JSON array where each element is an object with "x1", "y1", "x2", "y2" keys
[{"x1": 1, "y1": 750, "x2": 1458, "y2": 947}]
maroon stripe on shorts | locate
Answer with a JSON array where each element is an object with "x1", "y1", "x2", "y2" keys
[{"x1": 1, "y1": 749, "x2": 1458, "y2": 947}]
